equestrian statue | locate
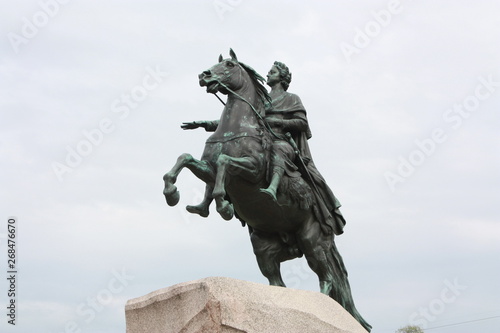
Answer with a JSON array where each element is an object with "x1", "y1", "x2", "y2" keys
[{"x1": 162, "y1": 49, "x2": 371, "y2": 331}]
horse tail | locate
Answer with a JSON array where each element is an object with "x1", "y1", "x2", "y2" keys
[{"x1": 328, "y1": 241, "x2": 372, "y2": 332}]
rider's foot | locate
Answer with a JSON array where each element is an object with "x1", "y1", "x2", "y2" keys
[
  {"x1": 186, "y1": 204, "x2": 209, "y2": 217},
  {"x1": 260, "y1": 188, "x2": 278, "y2": 203}
]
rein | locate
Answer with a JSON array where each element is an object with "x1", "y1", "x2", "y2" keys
[
  {"x1": 216, "y1": 81, "x2": 284, "y2": 141},
  {"x1": 214, "y1": 93, "x2": 226, "y2": 106}
]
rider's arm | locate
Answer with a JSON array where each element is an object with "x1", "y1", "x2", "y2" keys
[
  {"x1": 204, "y1": 120, "x2": 219, "y2": 132},
  {"x1": 275, "y1": 111, "x2": 308, "y2": 132},
  {"x1": 181, "y1": 120, "x2": 219, "y2": 131},
  {"x1": 280, "y1": 118, "x2": 308, "y2": 132}
]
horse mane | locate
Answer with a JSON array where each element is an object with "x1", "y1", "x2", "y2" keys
[{"x1": 239, "y1": 62, "x2": 272, "y2": 112}]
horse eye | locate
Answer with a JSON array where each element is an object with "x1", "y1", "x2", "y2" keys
[{"x1": 226, "y1": 62, "x2": 234, "y2": 68}]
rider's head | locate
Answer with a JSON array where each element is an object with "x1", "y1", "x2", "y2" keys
[{"x1": 273, "y1": 61, "x2": 291, "y2": 91}]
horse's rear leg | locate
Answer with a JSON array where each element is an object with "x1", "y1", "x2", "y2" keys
[
  {"x1": 250, "y1": 230, "x2": 291, "y2": 287},
  {"x1": 297, "y1": 218, "x2": 335, "y2": 295},
  {"x1": 163, "y1": 153, "x2": 214, "y2": 206}
]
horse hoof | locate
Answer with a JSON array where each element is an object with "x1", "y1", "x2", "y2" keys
[
  {"x1": 186, "y1": 205, "x2": 209, "y2": 217},
  {"x1": 319, "y1": 281, "x2": 333, "y2": 295},
  {"x1": 217, "y1": 201, "x2": 234, "y2": 220},
  {"x1": 164, "y1": 188, "x2": 180, "y2": 206}
]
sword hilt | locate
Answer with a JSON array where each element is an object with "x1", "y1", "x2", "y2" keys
[{"x1": 285, "y1": 132, "x2": 300, "y2": 155}]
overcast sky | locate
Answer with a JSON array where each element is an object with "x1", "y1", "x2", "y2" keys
[{"x1": 1, "y1": 1, "x2": 499, "y2": 332}]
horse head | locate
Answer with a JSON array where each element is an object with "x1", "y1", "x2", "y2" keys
[{"x1": 198, "y1": 49, "x2": 247, "y2": 95}]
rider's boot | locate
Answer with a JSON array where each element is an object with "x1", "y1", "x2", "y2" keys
[{"x1": 260, "y1": 169, "x2": 282, "y2": 203}]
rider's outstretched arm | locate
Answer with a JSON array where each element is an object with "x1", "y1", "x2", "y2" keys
[{"x1": 181, "y1": 120, "x2": 219, "y2": 132}]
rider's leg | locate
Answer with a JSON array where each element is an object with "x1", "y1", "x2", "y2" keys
[
  {"x1": 186, "y1": 184, "x2": 213, "y2": 217},
  {"x1": 260, "y1": 166, "x2": 284, "y2": 202},
  {"x1": 261, "y1": 140, "x2": 296, "y2": 202}
]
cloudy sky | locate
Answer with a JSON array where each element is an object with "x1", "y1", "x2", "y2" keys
[{"x1": 1, "y1": 1, "x2": 499, "y2": 332}]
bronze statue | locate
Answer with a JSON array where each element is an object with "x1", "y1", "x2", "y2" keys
[{"x1": 163, "y1": 49, "x2": 371, "y2": 331}]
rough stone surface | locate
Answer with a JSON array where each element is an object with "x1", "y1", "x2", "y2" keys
[{"x1": 125, "y1": 277, "x2": 368, "y2": 333}]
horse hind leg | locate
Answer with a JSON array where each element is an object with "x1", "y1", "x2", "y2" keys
[
  {"x1": 163, "y1": 153, "x2": 214, "y2": 207},
  {"x1": 298, "y1": 219, "x2": 372, "y2": 332},
  {"x1": 296, "y1": 218, "x2": 335, "y2": 295},
  {"x1": 250, "y1": 230, "x2": 290, "y2": 287}
]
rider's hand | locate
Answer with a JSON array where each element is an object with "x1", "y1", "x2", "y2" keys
[{"x1": 181, "y1": 121, "x2": 204, "y2": 130}]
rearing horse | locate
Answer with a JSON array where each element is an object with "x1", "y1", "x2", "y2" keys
[{"x1": 162, "y1": 50, "x2": 371, "y2": 332}]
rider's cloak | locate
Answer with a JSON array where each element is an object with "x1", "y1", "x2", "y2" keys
[{"x1": 267, "y1": 92, "x2": 346, "y2": 235}]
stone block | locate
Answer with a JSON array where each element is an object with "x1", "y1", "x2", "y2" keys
[{"x1": 125, "y1": 276, "x2": 368, "y2": 333}]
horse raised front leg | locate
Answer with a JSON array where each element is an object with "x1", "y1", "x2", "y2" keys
[
  {"x1": 212, "y1": 154, "x2": 259, "y2": 220},
  {"x1": 163, "y1": 153, "x2": 215, "y2": 206},
  {"x1": 186, "y1": 184, "x2": 213, "y2": 217}
]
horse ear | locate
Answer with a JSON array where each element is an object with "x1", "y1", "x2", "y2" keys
[
  {"x1": 229, "y1": 48, "x2": 238, "y2": 61},
  {"x1": 218, "y1": 54, "x2": 223, "y2": 63}
]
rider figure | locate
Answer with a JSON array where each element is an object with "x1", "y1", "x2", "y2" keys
[
  {"x1": 260, "y1": 61, "x2": 308, "y2": 202},
  {"x1": 261, "y1": 61, "x2": 346, "y2": 235}
]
